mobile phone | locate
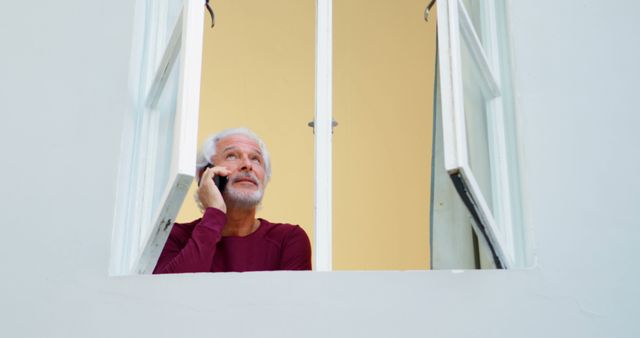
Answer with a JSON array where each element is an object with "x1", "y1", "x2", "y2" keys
[{"x1": 199, "y1": 163, "x2": 228, "y2": 193}]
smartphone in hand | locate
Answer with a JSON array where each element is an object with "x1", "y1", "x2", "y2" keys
[{"x1": 198, "y1": 163, "x2": 228, "y2": 193}]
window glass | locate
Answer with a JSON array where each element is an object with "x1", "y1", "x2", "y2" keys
[
  {"x1": 140, "y1": 53, "x2": 181, "y2": 246},
  {"x1": 461, "y1": 0, "x2": 483, "y2": 43},
  {"x1": 460, "y1": 36, "x2": 496, "y2": 214},
  {"x1": 165, "y1": 0, "x2": 182, "y2": 32}
]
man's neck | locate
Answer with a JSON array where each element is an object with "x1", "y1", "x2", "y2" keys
[{"x1": 221, "y1": 205, "x2": 258, "y2": 237}]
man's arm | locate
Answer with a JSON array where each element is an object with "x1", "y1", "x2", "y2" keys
[
  {"x1": 153, "y1": 207, "x2": 227, "y2": 274},
  {"x1": 279, "y1": 226, "x2": 312, "y2": 270},
  {"x1": 154, "y1": 166, "x2": 231, "y2": 274}
]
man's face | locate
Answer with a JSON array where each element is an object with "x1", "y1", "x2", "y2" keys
[{"x1": 212, "y1": 134, "x2": 267, "y2": 207}]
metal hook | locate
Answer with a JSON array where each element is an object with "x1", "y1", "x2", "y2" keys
[
  {"x1": 424, "y1": 0, "x2": 437, "y2": 22},
  {"x1": 205, "y1": 0, "x2": 215, "y2": 28}
]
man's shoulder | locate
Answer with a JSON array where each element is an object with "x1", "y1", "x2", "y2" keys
[
  {"x1": 259, "y1": 219, "x2": 308, "y2": 242},
  {"x1": 259, "y1": 219, "x2": 312, "y2": 267}
]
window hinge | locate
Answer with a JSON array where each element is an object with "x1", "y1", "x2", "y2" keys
[{"x1": 308, "y1": 119, "x2": 338, "y2": 134}]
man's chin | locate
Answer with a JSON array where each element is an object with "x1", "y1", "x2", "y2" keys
[{"x1": 224, "y1": 187, "x2": 264, "y2": 208}]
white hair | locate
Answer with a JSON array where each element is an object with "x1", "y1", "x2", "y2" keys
[{"x1": 195, "y1": 127, "x2": 272, "y2": 182}]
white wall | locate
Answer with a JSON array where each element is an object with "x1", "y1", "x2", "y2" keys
[{"x1": 1, "y1": 0, "x2": 638, "y2": 337}]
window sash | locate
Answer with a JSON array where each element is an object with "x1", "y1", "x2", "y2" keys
[
  {"x1": 437, "y1": 0, "x2": 516, "y2": 267},
  {"x1": 134, "y1": 0, "x2": 204, "y2": 274},
  {"x1": 110, "y1": 0, "x2": 204, "y2": 275}
]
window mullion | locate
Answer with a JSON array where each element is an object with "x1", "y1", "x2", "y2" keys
[
  {"x1": 314, "y1": 0, "x2": 333, "y2": 272},
  {"x1": 438, "y1": 0, "x2": 466, "y2": 172}
]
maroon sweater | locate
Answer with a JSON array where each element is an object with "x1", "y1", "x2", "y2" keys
[{"x1": 153, "y1": 208, "x2": 311, "y2": 273}]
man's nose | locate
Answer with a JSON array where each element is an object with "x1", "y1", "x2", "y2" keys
[{"x1": 239, "y1": 156, "x2": 253, "y2": 171}]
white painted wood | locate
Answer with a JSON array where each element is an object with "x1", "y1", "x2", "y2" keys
[
  {"x1": 173, "y1": 0, "x2": 202, "y2": 181},
  {"x1": 437, "y1": 0, "x2": 517, "y2": 268},
  {"x1": 495, "y1": 0, "x2": 528, "y2": 265},
  {"x1": 437, "y1": 0, "x2": 464, "y2": 173},
  {"x1": 314, "y1": 0, "x2": 333, "y2": 271},
  {"x1": 134, "y1": 0, "x2": 204, "y2": 274}
]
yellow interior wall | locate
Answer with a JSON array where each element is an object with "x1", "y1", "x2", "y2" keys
[
  {"x1": 177, "y1": 0, "x2": 436, "y2": 270},
  {"x1": 333, "y1": 1, "x2": 436, "y2": 270}
]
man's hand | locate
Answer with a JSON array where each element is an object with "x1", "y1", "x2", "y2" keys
[{"x1": 198, "y1": 166, "x2": 231, "y2": 213}]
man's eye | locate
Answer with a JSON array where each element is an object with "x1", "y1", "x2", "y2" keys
[
  {"x1": 251, "y1": 157, "x2": 262, "y2": 164},
  {"x1": 226, "y1": 154, "x2": 237, "y2": 160}
]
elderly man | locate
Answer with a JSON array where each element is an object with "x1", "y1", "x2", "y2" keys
[{"x1": 154, "y1": 128, "x2": 311, "y2": 273}]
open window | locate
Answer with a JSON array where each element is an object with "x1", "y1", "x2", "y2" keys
[
  {"x1": 432, "y1": 0, "x2": 528, "y2": 269},
  {"x1": 110, "y1": 0, "x2": 204, "y2": 275},
  {"x1": 112, "y1": 0, "x2": 525, "y2": 274}
]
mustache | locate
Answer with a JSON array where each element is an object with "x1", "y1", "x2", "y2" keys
[{"x1": 230, "y1": 172, "x2": 259, "y2": 185}]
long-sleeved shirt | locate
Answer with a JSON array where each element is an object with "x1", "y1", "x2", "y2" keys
[{"x1": 153, "y1": 207, "x2": 312, "y2": 273}]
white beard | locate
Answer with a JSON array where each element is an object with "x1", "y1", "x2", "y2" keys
[{"x1": 224, "y1": 181, "x2": 264, "y2": 209}]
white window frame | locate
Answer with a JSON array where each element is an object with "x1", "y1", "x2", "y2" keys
[
  {"x1": 110, "y1": 0, "x2": 204, "y2": 275},
  {"x1": 436, "y1": 0, "x2": 520, "y2": 268},
  {"x1": 314, "y1": 0, "x2": 333, "y2": 272},
  {"x1": 112, "y1": 0, "x2": 522, "y2": 273}
]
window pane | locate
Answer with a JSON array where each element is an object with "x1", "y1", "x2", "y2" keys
[
  {"x1": 460, "y1": 0, "x2": 483, "y2": 43},
  {"x1": 165, "y1": 0, "x2": 182, "y2": 33},
  {"x1": 139, "y1": 53, "x2": 181, "y2": 246},
  {"x1": 460, "y1": 34, "x2": 495, "y2": 214},
  {"x1": 150, "y1": 0, "x2": 184, "y2": 70}
]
